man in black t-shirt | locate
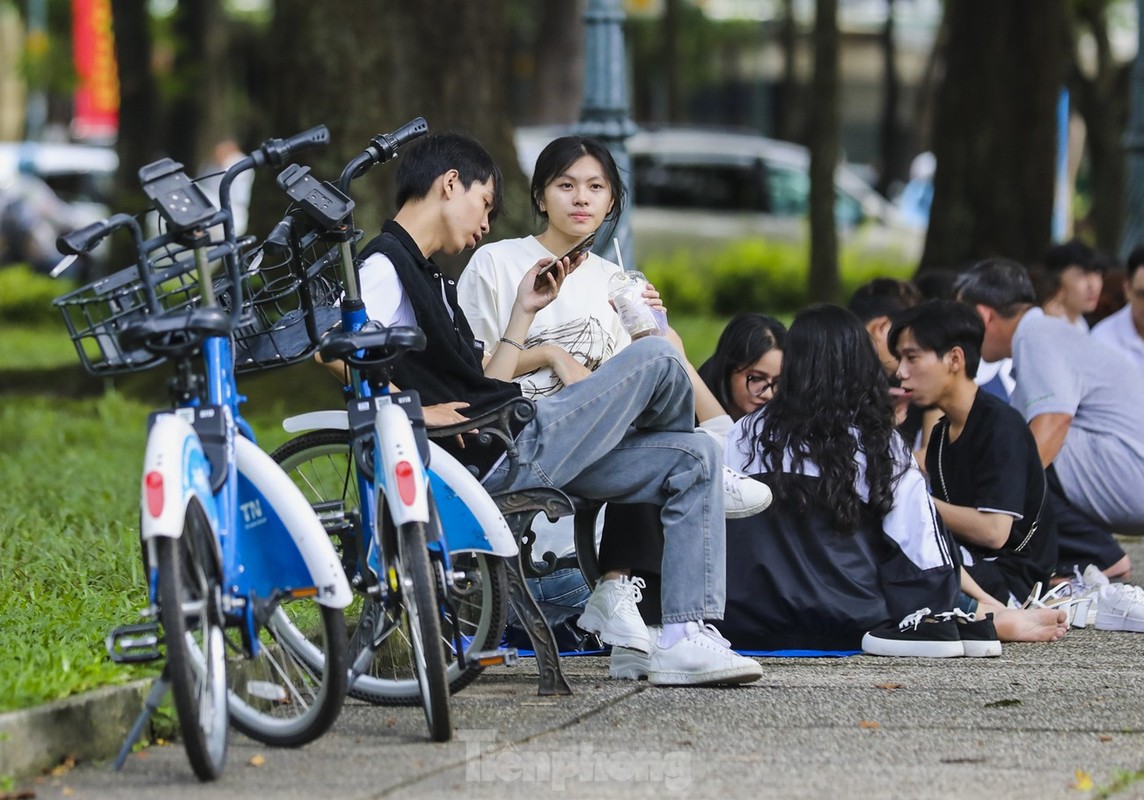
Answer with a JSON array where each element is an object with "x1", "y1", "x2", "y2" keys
[{"x1": 890, "y1": 301, "x2": 1057, "y2": 605}]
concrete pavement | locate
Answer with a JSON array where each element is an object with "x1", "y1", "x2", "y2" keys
[{"x1": 5, "y1": 541, "x2": 1144, "y2": 799}]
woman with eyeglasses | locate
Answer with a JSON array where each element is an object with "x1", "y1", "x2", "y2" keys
[{"x1": 697, "y1": 313, "x2": 787, "y2": 422}]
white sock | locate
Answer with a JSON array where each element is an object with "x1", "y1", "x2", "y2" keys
[{"x1": 658, "y1": 620, "x2": 700, "y2": 649}]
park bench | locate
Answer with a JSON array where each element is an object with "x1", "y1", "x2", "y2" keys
[{"x1": 429, "y1": 396, "x2": 603, "y2": 696}]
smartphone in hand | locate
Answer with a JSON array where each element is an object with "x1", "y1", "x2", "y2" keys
[{"x1": 534, "y1": 231, "x2": 597, "y2": 289}]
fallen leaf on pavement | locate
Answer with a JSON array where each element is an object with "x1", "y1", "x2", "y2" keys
[
  {"x1": 1072, "y1": 770, "x2": 1094, "y2": 791},
  {"x1": 248, "y1": 755, "x2": 266, "y2": 767},
  {"x1": 875, "y1": 683, "x2": 903, "y2": 691},
  {"x1": 858, "y1": 720, "x2": 880, "y2": 729}
]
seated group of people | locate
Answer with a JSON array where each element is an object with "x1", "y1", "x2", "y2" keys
[{"x1": 337, "y1": 129, "x2": 1144, "y2": 683}]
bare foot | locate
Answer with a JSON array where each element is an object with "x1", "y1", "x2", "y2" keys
[
  {"x1": 989, "y1": 607, "x2": 1069, "y2": 642},
  {"x1": 1104, "y1": 555, "x2": 1131, "y2": 583}
]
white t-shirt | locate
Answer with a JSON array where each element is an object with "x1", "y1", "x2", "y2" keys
[
  {"x1": 458, "y1": 236, "x2": 631, "y2": 398},
  {"x1": 725, "y1": 412, "x2": 953, "y2": 575},
  {"x1": 1091, "y1": 304, "x2": 1144, "y2": 378}
]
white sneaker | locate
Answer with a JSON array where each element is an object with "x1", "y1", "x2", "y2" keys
[
  {"x1": 610, "y1": 626, "x2": 658, "y2": 680},
  {"x1": 647, "y1": 622, "x2": 762, "y2": 686},
  {"x1": 722, "y1": 466, "x2": 772, "y2": 519},
  {"x1": 1095, "y1": 583, "x2": 1144, "y2": 633},
  {"x1": 576, "y1": 576, "x2": 652, "y2": 652}
]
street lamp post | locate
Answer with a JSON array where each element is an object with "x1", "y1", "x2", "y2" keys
[
  {"x1": 1120, "y1": 0, "x2": 1144, "y2": 258},
  {"x1": 576, "y1": 0, "x2": 638, "y2": 270}
]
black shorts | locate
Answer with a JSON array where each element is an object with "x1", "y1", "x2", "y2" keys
[{"x1": 1046, "y1": 466, "x2": 1125, "y2": 573}]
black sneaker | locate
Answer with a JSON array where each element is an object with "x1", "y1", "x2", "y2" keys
[
  {"x1": 937, "y1": 609, "x2": 1001, "y2": 657},
  {"x1": 862, "y1": 608, "x2": 964, "y2": 658}
]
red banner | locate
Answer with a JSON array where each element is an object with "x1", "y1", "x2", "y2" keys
[{"x1": 72, "y1": 0, "x2": 119, "y2": 140}]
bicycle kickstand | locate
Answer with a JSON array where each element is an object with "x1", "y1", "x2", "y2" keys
[{"x1": 112, "y1": 666, "x2": 171, "y2": 771}]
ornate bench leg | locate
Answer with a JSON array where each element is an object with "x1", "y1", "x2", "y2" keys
[{"x1": 504, "y1": 550, "x2": 572, "y2": 696}]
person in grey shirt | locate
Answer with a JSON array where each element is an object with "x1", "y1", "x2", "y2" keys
[{"x1": 955, "y1": 258, "x2": 1144, "y2": 581}]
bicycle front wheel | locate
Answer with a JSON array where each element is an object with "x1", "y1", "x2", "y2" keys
[
  {"x1": 396, "y1": 520, "x2": 452, "y2": 741},
  {"x1": 156, "y1": 502, "x2": 228, "y2": 781},
  {"x1": 271, "y1": 429, "x2": 507, "y2": 704},
  {"x1": 226, "y1": 597, "x2": 348, "y2": 748}
]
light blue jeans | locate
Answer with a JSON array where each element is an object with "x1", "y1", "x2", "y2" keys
[{"x1": 487, "y1": 336, "x2": 725, "y2": 623}]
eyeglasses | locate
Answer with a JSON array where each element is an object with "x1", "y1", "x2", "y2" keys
[{"x1": 745, "y1": 373, "x2": 779, "y2": 397}]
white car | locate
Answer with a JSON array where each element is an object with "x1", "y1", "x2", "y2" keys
[
  {"x1": 0, "y1": 141, "x2": 118, "y2": 276},
  {"x1": 514, "y1": 126, "x2": 922, "y2": 264}
]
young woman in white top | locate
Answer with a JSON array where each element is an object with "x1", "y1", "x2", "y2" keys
[{"x1": 458, "y1": 136, "x2": 768, "y2": 669}]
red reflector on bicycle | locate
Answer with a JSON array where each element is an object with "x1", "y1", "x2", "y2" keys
[
  {"x1": 145, "y1": 471, "x2": 164, "y2": 517},
  {"x1": 395, "y1": 461, "x2": 417, "y2": 506}
]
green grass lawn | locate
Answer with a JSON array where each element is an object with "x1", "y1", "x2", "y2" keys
[{"x1": 0, "y1": 313, "x2": 736, "y2": 714}]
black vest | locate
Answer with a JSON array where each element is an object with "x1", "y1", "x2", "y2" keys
[
  {"x1": 356, "y1": 221, "x2": 523, "y2": 476},
  {"x1": 356, "y1": 221, "x2": 521, "y2": 415}
]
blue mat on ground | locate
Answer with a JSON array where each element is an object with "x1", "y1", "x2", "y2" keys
[{"x1": 513, "y1": 648, "x2": 859, "y2": 658}]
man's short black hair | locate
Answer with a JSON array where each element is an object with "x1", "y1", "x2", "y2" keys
[
  {"x1": 1043, "y1": 239, "x2": 1102, "y2": 275},
  {"x1": 395, "y1": 130, "x2": 504, "y2": 217},
  {"x1": 888, "y1": 299, "x2": 985, "y2": 380},
  {"x1": 1127, "y1": 245, "x2": 1144, "y2": 282},
  {"x1": 953, "y1": 258, "x2": 1036, "y2": 318},
  {"x1": 847, "y1": 277, "x2": 921, "y2": 324}
]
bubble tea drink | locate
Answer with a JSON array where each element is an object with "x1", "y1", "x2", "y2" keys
[{"x1": 607, "y1": 270, "x2": 668, "y2": 339}]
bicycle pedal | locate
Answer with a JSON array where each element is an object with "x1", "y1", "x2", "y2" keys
[
  {"x1": 106, "y1": 622, "x2": 163, "y2": 664},
  {"x1": 468, "y1": 648, "x2": 519, "y2": 668}
]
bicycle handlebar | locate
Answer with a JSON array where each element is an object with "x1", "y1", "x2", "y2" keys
[
  {"x1": 258, "y1": 124, "x2": 331, "y2": 168},
  {"x1": 337, "y1": 117, "x2": 429, "y2": 192}
]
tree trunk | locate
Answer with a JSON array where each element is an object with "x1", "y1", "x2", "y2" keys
[
  {"x1": 266, "y1": 0, "x2": 529, "y2": 262},
  {"x1": 807, "y1": 0, "x2": 839, "y2": 303},
  {"x1": 167, "y1": 0, "x2": 227, "y2": 170},
  {"x1": 108, "y1": 0, "x2": 158, "y2": 274},
  {"x1": 876, "y1": 0, "x2": 902, "y2": 197},
  {"x1": 528, "y1": 0, "x2": 585, "y2": 125},
  {"x1": 774, "y1": 0, "x2": 800, "y2": 143},
  {"x1": 920, "y1": 1, "x2": 1069, "y2": 271},
  {"x1": 664, "y1": 0, "x2": 683, "y2": 124},
  {"x1": 1068, "y1": 3, "x2": 1129, "y2": 256}
]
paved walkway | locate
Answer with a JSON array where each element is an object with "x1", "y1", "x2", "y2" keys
[{"x1": 5, "y1": 540, "x2": 1144, "y2": 799}]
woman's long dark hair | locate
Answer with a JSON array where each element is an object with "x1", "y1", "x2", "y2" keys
[
  {"x1": 740, "y1": 304, "x2": 903, "y2": 532},
  {"x1": 697, "y1": 313, "x2": 787, "y2": 417}
]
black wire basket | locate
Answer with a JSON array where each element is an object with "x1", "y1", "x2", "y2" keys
[{"x1": 54, "y1": 236, "x2": 343, "y2": 376}]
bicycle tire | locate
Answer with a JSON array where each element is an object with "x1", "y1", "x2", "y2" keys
[
  {"x1": 226, "y1": 597, "x2": 348, "y2": 748},
  {"x1": 395, "y1": 520, "x2": 452, "y2": 741},
  {"x1": 156, "y1": 503, "x2": 228, "y2": 781},
  {"x1": 270, "y1": 429, "x2": 507, "y2": 703}
]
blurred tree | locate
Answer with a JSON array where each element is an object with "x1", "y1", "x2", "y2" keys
[
  {"x1": 808, "y1": 0, "x2": 840, "y2": 303},
  {"x1": 264, "y1": 0, "x2": 530, "y2": 268},
  {"x1": 921, "y1": 1, "x2": 1070, "y2": 271},
  {"x1": 166, "y1": 0, "x2": 226, "y2": 170},
  {"x1": 1068, "y1": 0, "x2": 1130, "y2": 256},
  {"x1": 774, "y1": 0, "x2": 802, "y2": 143},
  {"x1": 876, "y1": 0, "x2": 904, "y2": 196},
  {"x1": 525, "y1": 0, "x2": 584, "y2": 124}
]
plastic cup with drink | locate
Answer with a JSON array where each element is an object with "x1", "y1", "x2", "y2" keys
[{"x1": 607, "y1": 238, "x2": 668, "y2": 339}]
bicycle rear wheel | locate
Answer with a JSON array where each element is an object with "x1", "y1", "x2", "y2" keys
[
  {"x1": 156, "y1": 502, "x2": 228, "y2": 781},
  {"x1": 226, "y1": 596, "x2": 348, "y2": 748},
  {"x1": 395, "y1": 520, "x2": 452, "y2": 741},
  {"x1": 271, "y1": 430, "x2": 507, "y2": 703}
]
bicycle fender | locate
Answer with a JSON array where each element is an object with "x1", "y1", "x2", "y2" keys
[
  {"x1": 427, "y1": 441, "x2": 518, "y2": 557},
  {"x1": 140, "y1": 412, "x2": 220, "y2": 541},
  {"x1": 375, "y1": 402, "x2": 430, "y2": 525},
  {"x1": 234, "y1": 437, "x2": 352, "y2": 608},
  {"x1": 282, "y1": 409, "x2": 347, "y2": 433}
]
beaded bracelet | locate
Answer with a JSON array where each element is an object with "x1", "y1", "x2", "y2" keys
[{"x1": 499, "y1": 336, "x2": 525, "y2": 351}]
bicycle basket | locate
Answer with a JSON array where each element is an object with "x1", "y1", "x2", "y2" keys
[
  {"x1": 53, "y1": 244, "x2": 223, "y2": 376},
  {"x1": 231, "y1": 237, "x2": 345, "y2": 374}
]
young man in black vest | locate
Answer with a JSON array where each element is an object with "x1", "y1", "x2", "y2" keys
[{"x1": 351, "y1": 131, "x2": 765, "y2": 686}]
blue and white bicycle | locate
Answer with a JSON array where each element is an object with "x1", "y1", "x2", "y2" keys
[
  {"x1": 53, "y1": 127, "x2": 352, "y2": 780},
  {"x1": 262, "y1": 119, "x2": 519, "y2": 742}
]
